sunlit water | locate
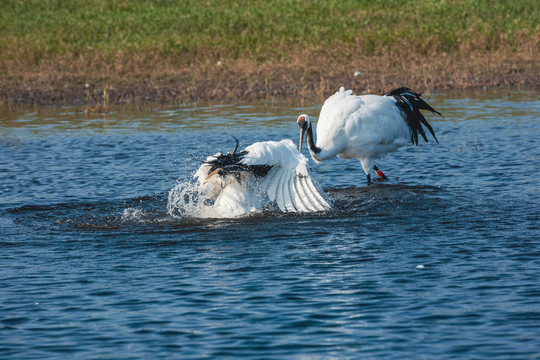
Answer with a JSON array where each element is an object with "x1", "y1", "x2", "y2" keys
[{"x1": 1, "y1": 93, "x2": 539, "y2": 359}]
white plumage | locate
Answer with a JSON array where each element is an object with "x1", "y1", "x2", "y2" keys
[
  {"x1": 195, "y1": 139, "x2": 331, "y2": 217},
  {"x1": 297, "y1": 87, "x2": 441, "y2": 184}
]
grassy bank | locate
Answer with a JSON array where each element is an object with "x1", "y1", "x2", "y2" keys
[{"x1": 0, "y1": 0, "x2": 538, "y2": 106}]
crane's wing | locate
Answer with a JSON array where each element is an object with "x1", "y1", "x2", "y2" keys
[
  {"x1": 384, "y1": 87, "x2": 441, "y2": 145},
  {"x1": 259, "y1": 165, "x2": 331, "y2": 212},
  {"x1": 241, "y1": 139, "x2": 331, "y2": 213}
]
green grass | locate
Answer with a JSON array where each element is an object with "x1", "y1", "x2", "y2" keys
[
  {"x1": 0, "y1": 0, "x2": 537, "y2": 105},
  {"x1": 1, "y1": 0, "x2": 538, "y2": 66}
]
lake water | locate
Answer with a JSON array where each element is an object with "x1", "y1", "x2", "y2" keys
[{"x1": 1, "y1": 92, "x2": 539, "y2": 359}]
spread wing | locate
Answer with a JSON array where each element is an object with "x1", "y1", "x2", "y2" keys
[
  {"x1": 195, "y1": 139, "x2": 331, "y2": 216},
  {"x1": 241, "y1": 139, "x2": 331, "y2": 212},
  {"x1": 259, "y1": 165, "x2": 331, "y2": 212}
]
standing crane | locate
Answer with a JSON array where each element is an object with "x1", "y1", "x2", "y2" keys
[{"x1": 297, "y1": 87, "x2": 442, "y2": 185}]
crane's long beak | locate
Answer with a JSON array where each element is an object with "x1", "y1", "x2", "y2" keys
[{"x1": 299, "y1": 127, "x2": 304, "y2": 152}]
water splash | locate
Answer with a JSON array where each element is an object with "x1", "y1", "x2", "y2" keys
[
  {"x1": 166, "y1": 179, "x2": 267, "y2": 219},
  {"x1": 167, "y1": 181, "x2": 203, "y2": 218},
  {"x1": 122, "y1": 207, "x2": 145, "y2": 221}
]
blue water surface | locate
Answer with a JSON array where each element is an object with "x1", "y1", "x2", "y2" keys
[{"x1": 1, "y1": 92, "x2": 539, "y2": 359}]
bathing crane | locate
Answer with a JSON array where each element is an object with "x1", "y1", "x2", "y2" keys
[{"x1": 196, "y1": 139, "x2": 331, "y2": 216}]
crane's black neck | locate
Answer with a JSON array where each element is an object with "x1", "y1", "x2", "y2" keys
[{"x1": 305, "y1": 122, "x2": 321, "y2": 154}]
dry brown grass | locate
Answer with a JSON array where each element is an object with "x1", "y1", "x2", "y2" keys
[{"x1": 0, "y1": 44, "x2": 538, "y2": 109}]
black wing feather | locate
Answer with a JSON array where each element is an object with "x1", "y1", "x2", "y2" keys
[
  {"x1": 203, "y1": 140, "x2": 272, "y2": 179},
  {"x1": 384, "y1": 87, "x2": 442, "y2": 145}
]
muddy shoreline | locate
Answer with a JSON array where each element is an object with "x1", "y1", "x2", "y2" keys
[{"x1": 1, "y1": 55, "x2": 538, "y2": 109}]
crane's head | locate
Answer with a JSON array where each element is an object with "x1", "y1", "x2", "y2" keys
[{"x1": 297, "y1": 114, "x2": 311, "y2": 152}]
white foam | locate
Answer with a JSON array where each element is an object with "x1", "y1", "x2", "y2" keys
[
  {"x1": 121, "y1": 207, "x2": 146, "y2": 222},
  {"x1": 167, "y1": 178, "x2": 269, "y2": 219}
]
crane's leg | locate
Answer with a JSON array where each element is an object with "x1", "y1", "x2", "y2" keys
[
  {"x1": 366, "y1": 173, "x2": 372, "y2": 185},
  {"x1": 373, "y1": 165, "x2": 387, "y2": 180}
]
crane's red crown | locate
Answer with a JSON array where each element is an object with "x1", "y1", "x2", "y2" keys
[{"x1": 297, "y1": 114, "x2": 310, "y2": 126}]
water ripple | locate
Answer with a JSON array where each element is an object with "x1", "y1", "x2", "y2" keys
[{"x1": 1, "y1": 94, "x2": 539, "y2": 359}]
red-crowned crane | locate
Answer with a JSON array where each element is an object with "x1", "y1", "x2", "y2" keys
[
  {"x1": 195, "y1": 139, "x2": 331, "y2": 217},
  {"x1": 297, "y1": 87, "x2": 442, "y2": 185}
]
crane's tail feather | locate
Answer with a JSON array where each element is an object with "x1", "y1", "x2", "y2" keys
[{"x1": 384, "y1": 87, "x2": 442, "y2": 145}]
